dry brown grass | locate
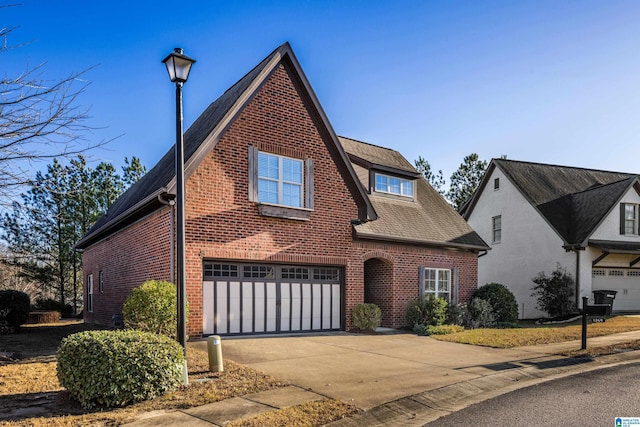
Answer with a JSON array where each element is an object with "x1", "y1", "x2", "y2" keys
[
  {"x1": 227, "y1": 399, "x2": 360, "y2": 427},
  {"x1": 432, "y1": 315, "x2": 640, "y2": 348},
  {"x1": 0, "y1": 346, "x2": 288, "y2": 426}
]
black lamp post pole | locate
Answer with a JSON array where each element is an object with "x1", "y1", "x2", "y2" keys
[{"x1": 175, "y1": 80, "x2": 187, "y2": 355}]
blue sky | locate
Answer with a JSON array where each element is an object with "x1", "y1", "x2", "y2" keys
[{"x1": 5, "y1": 1, "x2": 640, "y2": 185}]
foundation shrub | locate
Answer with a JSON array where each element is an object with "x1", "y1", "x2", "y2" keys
[
  {"x1": 57, "y1": 329, "x2": 183, "y2": 408},
  {"x1": 407, "y1": 295, "x2": 448, "y2": 329},
  {"x1": 473, "y1": 283, "x2": 519, "y2": 323},
  {"x1": 352, "y1": 303, "x2": 382, "y2": 331},
  {"x1": 531, "y1": 264, "x2": 576, "y2": 318},
  {"x1": 463, "y1": 298, "x2": 496, "y2": 329},
  {"x1": 445, "y1": 303, "x2": 466, "y2": 326}
]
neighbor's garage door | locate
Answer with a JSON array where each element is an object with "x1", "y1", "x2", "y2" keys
[
  {"x1": 592, "y1": 268, "x2": 640, "y2": 312},
  {"x1": 202, "y1": 262, "x2": 343, "y2": 335}
]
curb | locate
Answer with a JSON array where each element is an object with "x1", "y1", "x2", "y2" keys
[{"x1": 326, "y1": 350, "x2": 640, "y2": 426}]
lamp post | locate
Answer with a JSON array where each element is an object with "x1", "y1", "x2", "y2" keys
[{"x1": 162, "y1": 48, "x2": 195, "y2": 366}]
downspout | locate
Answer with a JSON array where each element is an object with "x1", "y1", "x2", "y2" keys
[{"x1": 158, "y1": 194, "x2": 176, "y2": 283}]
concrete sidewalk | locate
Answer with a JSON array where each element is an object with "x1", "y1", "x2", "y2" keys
[{"x1": 124, "y1": 330, "x2": 640, "y2": 426}]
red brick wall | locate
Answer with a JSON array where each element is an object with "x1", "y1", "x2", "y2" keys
[
  {"x1": 357, "y1": 242, "x2": 479, "y2": 328},
  {"x1": 82, "y1": 208, "x2": 173, "y2": 326}
]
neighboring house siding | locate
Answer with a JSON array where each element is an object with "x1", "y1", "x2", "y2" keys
[
  {"x1": 184, "y1": 64, "x2": 362, "y2": 336},
  {"x1": 82, "y1": 208, "x2": 173, "y2": 326},
  {"x1": 467, "y1": 168, "x2": 573, "y2": 319}
]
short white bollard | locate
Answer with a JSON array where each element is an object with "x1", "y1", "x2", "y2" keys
[{"x1": 207, "y1": 335, "x2": 223, "y2": 372}]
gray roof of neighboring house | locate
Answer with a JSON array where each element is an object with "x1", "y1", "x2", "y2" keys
[
  {"x1": 77, "y1": 43, "x2": 375, "y2": 249},
  {"x1": 464, "y1": 158, "x2": 639, "y2": 247},
  {"x1": 339, "y1": 137, "x2": 489, "y2": 250}
]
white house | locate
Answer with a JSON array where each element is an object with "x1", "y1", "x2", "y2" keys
[{"x1": 462, "y1": 159, "x2": 640, "y2": 319}]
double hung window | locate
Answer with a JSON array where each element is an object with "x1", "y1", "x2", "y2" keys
[
  {"x1": 621, "y1": 203, "x2": 638, "y2": 235},
  {"x1": 86, "y1": 274, "x2": 94, "y2": 313},
  {"x1": 492, "y1": 215, "x2": 502, "y2": 244},
  {"x1": 258, "y1": 152, "x2": 303, "y2": 208}
]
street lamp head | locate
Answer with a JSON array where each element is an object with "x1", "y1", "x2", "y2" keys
[{"x1": 162, "y1": 48, "x2": 196, "y2": 83}]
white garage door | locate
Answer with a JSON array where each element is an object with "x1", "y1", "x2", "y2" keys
[
  {"x1": 202, "y1": 263, "x2": 343, "y2": 335},
  {"x1": 592, "y1": 269, "x2": 640, "y2": 312}
]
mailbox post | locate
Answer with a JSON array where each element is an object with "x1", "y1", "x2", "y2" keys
[{"x1": 581, "y1": 296, "x2": 588, "y2": 350}]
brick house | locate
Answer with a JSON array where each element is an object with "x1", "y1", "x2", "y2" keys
[{"x1": 77, "y1": 43, "x2": 488, "y2": 337}]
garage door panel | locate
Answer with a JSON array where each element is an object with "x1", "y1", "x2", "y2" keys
[
  {"x1": 290, "y1": 283, "x2": 301, "y2": 331},
  {"x1": 266, "y1": 282, "x2": 277, "y2": 332},
  {"x1": 242, "y1": 282, "x2": 254, "y2": 333},
  {"x1": 301, "y1": 283, "x2": 312, "y2": 330},
  {"x1": 228, "y1": 281, "x2": 241, "y2": 334},
  {"x1": 216, "y1": 281, "x2": 228, "y2": 334},
  {"x1": 280, "y1": 283, "x2": 291, "y2": 332},
  {"x1": 332, "y1": 284, "x2": 341, "y2": 330},
  {"x1": 203, "y1": 281, "x2": 214, "y2": 335},
  {"x1": 254, "y1": 282, "x2": 265, "y2": 333}
]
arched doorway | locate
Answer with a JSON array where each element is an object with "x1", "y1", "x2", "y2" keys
[{"x1": 364, "y1": 257, "x2": 394, "y2": 328}]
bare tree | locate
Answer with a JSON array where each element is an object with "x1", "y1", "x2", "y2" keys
[{"x1": 0, "y1": 24, "x2": 105, "y2": 202}]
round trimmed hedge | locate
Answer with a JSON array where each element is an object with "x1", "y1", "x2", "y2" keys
[
  {"x1": 473, "y1": 283, "x2": 519, "y2": 324},
  {"x1": 123, "y1": 280, "x2": 183, "y2": 338},
  {"x1": 57, "y1": 329, "x2": 184, "y2": 408}
]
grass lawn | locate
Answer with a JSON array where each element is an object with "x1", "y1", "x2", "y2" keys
[
  {"x1": 431, "y1": 315, "x2": 640, "y2": 348},
  {"x1": 0, "y1": 321, "x2": 357, "y2": 427}
]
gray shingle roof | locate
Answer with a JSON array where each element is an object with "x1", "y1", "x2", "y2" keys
[
  {"x1": 339, "y1": 136, "x2": 418, "y2": 175},
  {"x1": 340, "y1": 138, "x2": 489, "y2": 250},
  {"x1": 486, "y1": 159, "x2": 639, "y2": 246}
]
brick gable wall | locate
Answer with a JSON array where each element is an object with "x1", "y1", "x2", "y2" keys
[{"x1": 184, "y1": 64, "x2": 362, "y2": 336}]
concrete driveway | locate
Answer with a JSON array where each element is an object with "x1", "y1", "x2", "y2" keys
[{"x1": 191, "y1": 332, "x2": 551, "y2": 410}]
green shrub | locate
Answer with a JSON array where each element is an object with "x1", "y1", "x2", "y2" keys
[
  {"x1": 352, "y1": 303, "x2": 382, "y2": 331},
  {"x1": 463, "y1": 298, "x2": 496, "y2": 328},
  {"x1": 473, "y1": 283, "x2": 519, "y2": 323},
  {"x1": 123, "y1": 280, "x2": 185, "y2": 338},
  {"x1": 531, "y1": 264, "x2": 576, "y2": 318},
  {"x1": 445, "y1": 303, "x2": 466, "y2": 325},
  {"x1": 0, "y1": 290, "x2": 30, "y2": 333},
  {"x1": 413, "y1": 324, "x2": 464, "y2": 336},
  {"x1": 57, "y1": 329, "x2": 183, "y2": 408},
  {"x1": 407, "y1": 295, "x2": 448, "y2": 328}
]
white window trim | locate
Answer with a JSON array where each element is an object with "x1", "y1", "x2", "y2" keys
[
  {"x1": 248, "y1": 146, "x2": 314, "y2": 219},
  {"x1": 419, "y1": 267, "x2": 458, "y2": 303},
  {"x1": 373, "y1": 172, "x2": 414, "y2": 198}
]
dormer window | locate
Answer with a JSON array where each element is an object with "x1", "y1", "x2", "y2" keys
[{"x1": 374, "y1": 173, "x2": 414, "y2": 197}]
